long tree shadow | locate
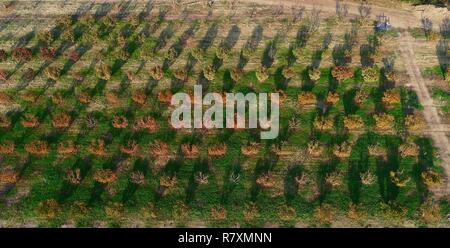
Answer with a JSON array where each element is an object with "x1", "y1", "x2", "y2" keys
[
  {"x1": 163, "y1": 23, "x2": 198, "y2": 71},
  {"x1": 261, "y1": 39, "x2": 277, "y2": 68},
  {"x1": 376, "y1": 137, "x2": 400, "y2": 202},
  {"x1": 185, "y1": 158, "x2": 210, "y2": 203},
  {"x1": 436, "y1": 39, "x2": 448, "y2": 79},
  {"x1": 58, "y1": 157, "x2": 92, "y2": 202},
  {"x1": 250, "y1": 153, "x2": 279, "y2": 201},
  {"x1": 154, "y1": 158, "x2": 183, "y2": 201},
  {"x1": 221, "y1": 159, "x2": 242, "y2": 204},
  {"x1": 317, "y1": 159, "x2": 339, "y2": 203},
  {"x1": 284, "y1": 164, "x2": 303, "y2": 204},
  {"x1": 122, "y1": 158, "x2": 149, "y2": 203},
  {"x1": 238, "y1": 25, "x2": 263, "y2": 70},
  {"x1": 414, "y1": 138, "x2": 434, "y2": 201},
  {"x1": 153, "y1": 23, "x2": 174, "y2": 53}
]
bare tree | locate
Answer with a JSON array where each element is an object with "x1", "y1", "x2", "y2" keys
[
  {"x1": 206, "y1": 0, "x2": 215, "y2": 8},
  {"x1": 421, "y1": 17, "x2": 433, "y2": 39},
  {"x1": 272, "y1": 5, "x2": 285, "y2": 19},
  {"x1": 336, "y1": 0, "x2": 349, "y2": 18},
  {"x1": 307, "y1": 6, "x2": 321, "y2": 34},
  {"x1": 248, "y1": 4, "x2": 257, "y2": 19},
  {"x1": 440, "y1": 17, "x2": 449, "y2": 38},
  {"x1": 358, "y1": 0, "x2": 371, "y2": 19},
  {"x1": 291, "y1": 5, "x2": 306, "y2": 23}
]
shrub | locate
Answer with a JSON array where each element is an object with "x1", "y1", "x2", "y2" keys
[
  {"x1": 0, "y1": 169, "x2": 18, "y2": 184},
  {"x1": 360, "y1": 171, "x2": 376, "y2": 185},
  {"x1": 419, "y1": 200, "x2": 441, "y2": 224},
  {"x1": 121, "y1": 140, "x2": 139, "y2": 155},
  {"x1": 93, "y1": 169, "x2": 118, "y2": 184},
  {"x1": 52, "y1": 92, "x2": 65, "y2": 106},
  {"x1": 325, "y1": 171, "x2": 343, "y2": 187},
  {"x1": 278, "y1": 205, "x2": 297, "y2": 221},
  {"x1": 195, "y1": 172, "x2": 209, "y2": 185},
  {"x1": 368, "y1": 143, "x2": 387, "y2": 157},
  {"x1": 0, "y1": 69, "x2": 8, "y2": 81},
  {"x1": 0, "y1": 49, "x2": 7, "y2": 61},
  {"x1": 374, "y1": 113, "x2": 395, "y2": 131},
  {"x1": 385, "y1": 71, "x2": 397, "y2": 82},
  {"x1": 105, "y1": 91, "x2": 120, "y2": 105},
  {"x1": 22, "y1": 68, "x2": 35, "y2": 81},
  {"x1": 399, "y1": 142, "x2": 419, "y2": 157},
  {"x1": 361, "y1": 67, "x2": 378, "y2": 82},
  {"x1": 44, "y1": 66, "x2": 60, "y2": 81},
  {"x1": 190, "y1": 48, "x2": 204, "y2": 61},
  {"x1": 333, "y1": 141, "x2": 352, "y2": 159},
  {"x1": 389, "y1": 170, "x2": 410, "y2": 187},
  {"x1": 256, "y1": 172, "x2": 275, "y2": 188},
  {"x1": 57, "y1": 141, "x2": 77, "y2": 156},
  {"x1": 150, "y1": 140, "x2": 169, "y2": 157},
  {"x1": 21, "y1": 114, "x2": 39, "y2": 128},
  {"x1": 203, "y1": 65, "x2": 216, "y2": 81},
  {"x1": 38, "y1": 199, "x2": 59, "y2": 219},
  {"x1": 89, "y1": 139, "x2": 106, "y2": 156},
  {"x1": 343, "y1": 115, "x2": 364, "y2": 130},
  {"x1": 130, "y1": 171, "x2": 146, "y2": 185},
  {"x1": 241, "y1": 142, "x2": 259, "y2": 156},
  {"x1": 12, "y1": 47, "x2": 32, "y2": 62},
  {"x1": 39, "y1": 47, "x2": 56, "y2": 60},
  {"x1": 174, "y1": 68, "x2": 187, "y2": 81},
  {"x1": 181, "y1": 143, "x2": 199, "y2": 158},
  {"x1": 255, "y1": 66, "x2": 269, "y2": 82},
  {"x1": 96, "y1": 62, "x2": 111, "y2": 80},
  {"x1": 298, "y1": 92, "x2": 317, "y2": 105},
  {"x1": 25, "y1": 141, "x2": 49, "y2": 156},
  {"x1": 135, "y1": 116, "x2": 159, "y2": 132},
  {"x1": 326, "y1": 92, "x2": 339, "y2": 105},
  {"x1": 405, "y1": 114, "x2": 425, "y2": 131},
  {"x1": 307, "y1": 141, "x2": 324, "y2": 157},
  {"x1": 160, "y1": 175, "x2": 177, "y2": 188},
  {"x1": 243, "y1": 203, "x2": 260, "y2": 222},
  {"x1": 230, "y1": 68, "x2": 241, "y2": 82},
  {"x1": 68, "y1": 51, "x2": 81, "y2": 62},
  {"x1": 282, "y1": 67, "x2": 295, "y2": 79},
  {"x1": 157, "y1": 91, "x2": 173, "y2": 104},
  {"x1": 130, "y1": 90, "x2": 146, "y2": 106},
  {"x1": 112, "y1": 115, "x2": 128, "y2": 129},
  {"x1": 210, "y1": 206, "x2": 228, "y2": 220},
  {"x1": 314, "y1": 116, "x2": 334, "y2": 130},
  {"x1": 216, "y1": 47, "x2": 229, "y2": 60},
  {"x1": 0, "y1": 92, "x2": 12, "y2": 104},
  {"x1": 0, "y1": 115, "x2": 11, "y2": 128},
  {"x1": 421, "y1": 170, "x2": 442, "y2": 189},
  {"x1": 149, "y1": 65, "x2": 164, "y2": 80},
  {"x1": 37, "y1": 30, "x2": 53, "y2": 45},
  {"x1": 208, "y1": 143, "x2": 227, "y2": 157},
  {"x1": 331, "y1": 66, "x2": 353, "y2": 81},
  {"x1": 308, "y1": 68, "x2": 321, "y2": 81},
  {"x1": 382, "y1": 89, "x2": 401, "y2": 105},
  {"x1": 314, "y1": 204, "x2": 334, "y2": 225},
  {"x1": 292, "y1": 47, "x2": 302, "y2": 61},
  {"x1": 65, "y1": 168, "x2": 81, "y2": 185},
  {"x1": 52, "y1": 112, "x2": 71, "y2": 128},
  {"x1": 0, "y1": 141, "x2": 15, "y2": 155},
  {"x1": 354, "y1": 90, "x2": 368, "y2": 105}
]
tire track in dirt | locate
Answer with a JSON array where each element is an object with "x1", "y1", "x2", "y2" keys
[{"x1": 399, "y1": 32, "x2": 449, "y2": 199}]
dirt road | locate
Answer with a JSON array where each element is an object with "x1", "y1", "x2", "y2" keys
[
  {"x1": 1, "y1": 1, "x2": 447, "y2": 30},
  {"x1": 399, "y1": 32, "x2": 449, "y2": 198},
  {"x1": 242, "y1": 0, "x2": 448, "y2": 30}
]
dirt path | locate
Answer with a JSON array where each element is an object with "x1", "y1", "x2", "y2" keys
[
  {"x1": 242, "y1": 0, "x2": 448, "y2": 30},
  {"x1": 1, "y1": 1, "x2": 447, "y2": 30},
  {"x1": 399, "y1": 32, "x2": 449, "y2": 198}
]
